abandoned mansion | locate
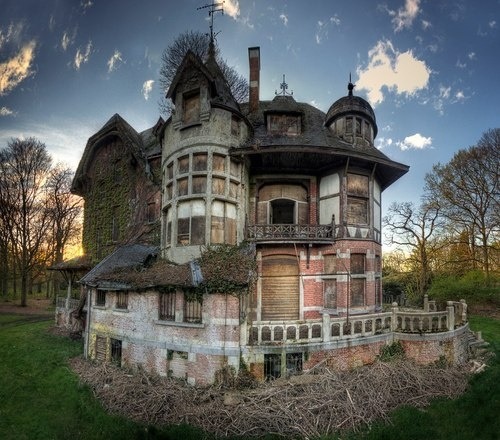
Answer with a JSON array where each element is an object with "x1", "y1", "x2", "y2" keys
[{"x1": 55, "y1": 44, "x2": 472, "y2": 385}]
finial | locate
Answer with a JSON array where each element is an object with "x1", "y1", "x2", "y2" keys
[
  {"x1": 275, "y1": 74, "x2": 293, "y2": 96},
  {"x1": 348, "y1": 73, "x2": 355, "y2": 96},
  {"x1": 197, "y1": 1, "x2": 224, "y2": 44}
]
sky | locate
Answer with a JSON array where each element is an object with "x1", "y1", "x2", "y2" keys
[{"x1": 1, "y1": 0, "x2": 499, "y2": 223}]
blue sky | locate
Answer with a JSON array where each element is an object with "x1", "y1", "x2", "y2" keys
[{"x1": 1, "y1": 0, "x2": 499, "y2": 222}]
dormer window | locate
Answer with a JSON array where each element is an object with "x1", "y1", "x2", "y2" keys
[
  {"x1": 267, "y1": 114, "x2": 301, "y2": 136},
  {"x1": 183, "y1": 90, "x2": 200, "y2": 125}
]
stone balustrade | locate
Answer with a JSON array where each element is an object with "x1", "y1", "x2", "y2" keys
[
  {"x1": 247, "y1": 296, "x2": 468, "y2": 346},
  {"x1": 56, "y1": 296, "x2": 81, "y2": 310}
]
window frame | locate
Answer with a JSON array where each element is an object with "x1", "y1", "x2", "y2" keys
[{"x1": 115, "y1": 291, "x2": 128, "y2": 310}]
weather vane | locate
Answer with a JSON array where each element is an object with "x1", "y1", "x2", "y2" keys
[
  {"x1": 348, "y1": 72, "x2": 355, "y2": 96},
  {"x1": 197, "y1": 1, "x2": 225, "y2": 43},
  {"x1": 275, "y1": 74, "x2": 293, "y2": 96}
]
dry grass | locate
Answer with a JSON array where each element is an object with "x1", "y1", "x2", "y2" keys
[{"x1": 70, "y1": 357, "x2": 470, "y2": 438}]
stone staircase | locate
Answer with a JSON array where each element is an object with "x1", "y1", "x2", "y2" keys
[{"x1": 467, "y1": 329, "x2": 490, "y2": 358}]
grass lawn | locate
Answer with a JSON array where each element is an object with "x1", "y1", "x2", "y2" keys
[{"x1": 0, "y1": 315, "x2": 498, "y2": 440}]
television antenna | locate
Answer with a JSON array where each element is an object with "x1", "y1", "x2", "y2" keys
[{"x1": 197, "y1": 1, "x2": 225, "y2": 43}]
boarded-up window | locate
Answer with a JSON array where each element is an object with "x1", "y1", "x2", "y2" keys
[
  {"x1": 183, "y1": 91, "x2": 200, "y2": 124},
  {"x1": 323, "y1": 255, "x2": 337, "y2": 274},
  {"x1": 375, "y1": 279, "x2": 381, "y2": 307},
  {"x1": 261, "y1": 255, "x2": 299, "y2": 320},
  {"x1": 159, "y1": 291, "x2": 176, "y2": 321},
  {"x1": 178, "y1": 156, "x2": 189, "y2": 174},
  {"x1": 346, "y1": 117, "x2": 353, "y2": 133},
  {"x1": 356, "y1": 117, "x2": 362, "y2": 135},
  {"x1": 324, "y1": 280, "x2": 337, "y2": 308},
  {"x1": 375, "y1": 255, "x2": 381, "y2": 273},
  {"x1": 350, "y1": 279, "x2": 365, "y2": 307},
  {"x1": 230, "y1": 159, "x2": 240, "y2": 177},
  {"x1": 229, "y1": 181, "x2": 239, "y2": 198},
  {"x1": 268, "y1": 114, "x2": 301, "y2": 135},
  {"x1": 297, "y1": 202, "x2": 308, "y2": 224},
  {"x1": 177, "y1": 178, "x2": 189, "y2": 196},
  {"x1": 192, "y1": 176, "x2": 207, "y2": 194},
  {"x1": 184, "y1": 294, "x2": 202, "y2": 323},
  {"x1": 351, "y1": 254, "x2": 365, "y2": 274},
  {"x1": 212, "y1": 177, "x2": 225, "y2": 195},
  {"x1": 166, "y1": 184, "x2": 172, "y2": 200},
  {"x1": 347, "y1": 173, "x2": 369, "y2": 225},
  {"x1": 147, "y1": 201, "x2": 158, "y2": 223},
  {"x1": 213, "y1": 154, "x2": 225, "y2": 173},
  {"x1": 167, "y1": 162, "x2": 173, "y2": 180},
  {"x1": 364, "y1": 121, "x2": 371, "y2": 141},
  {"x1": 116, "y1": 291, "x2": 128, "y2": 309},
  {"x1": 193, "y1": 153, "x2": 207, "y2": 171},
  {"x1": 95, "y1": 336, "x2": 107, "y2": 361},
  {"x1": 211, "y1": 201, "x2": 236, "y2": 244}
]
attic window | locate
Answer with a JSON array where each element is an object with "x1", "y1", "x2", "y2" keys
[
  {"x1": 267, "y1": 114, "x2": 301, "y2": 135},
  {"x1": 183, "y1": 90, "x2": 200, "y2": 124}
]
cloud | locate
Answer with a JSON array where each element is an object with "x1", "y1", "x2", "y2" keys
[
  {"x1": 468, "y1": 51, "x2": 476, "y2": 60},
  {"x1": 0, "y1": 22, "x2": 26, "y2": 49},
  {"x1": 81, "y1": 0, "x2": 93, "y2": 12},
  {"x1": 73, "y1": 41, "x2": 92, "y2": 70},
  {"x1": 0, "y1": 106, "x2": 16, "y2": 116},
  {"x1": 61, "y1": 27, "x2": 77, "y2": 51},
  {"x1": 456, "y1": 59, "x2": 466, "y2": 69},
  {"x1": 315, "y1": 16, "x2": 340, "y2": 44},
  {"x1": 0, "y1": 40, "x2": 36, "y2": 95},
  {"x1": 356, "y1": 40, "x2": 430, "y2": 106},
  {"x1": 375, "y1": 137, "x2": 394, "y2": 150},
  {"x1": 455, "y1": 90, "x2": 465, "y2": 101},
  {"x1": 280, "y1": 14, "x2": 288, "y2": 26},
  {"x1": 389, "y1": 0, "x2": 421, "y2": 32},
  {"x1": 107, "y1": 50, "x2": 123, "y2": 73},
  {"x1": 224, "y1": 0, "x2": 240, "y2": 19},
  {"x1": 142, "y1": 80, "x2": 154, "y2": 100},
  {"x1": 489, "y1": 20, "x2": 497, "y2": 28},
  {"x1": 396, "y1": 133, "x2": 432, "y2": 151},
  {"x1": 421, "y1": 19, "x2": 431, "y2": 30}
]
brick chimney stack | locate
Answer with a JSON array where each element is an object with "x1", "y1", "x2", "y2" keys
[{"x1": 248, "y1": 47, "x2": 260, "y2": 113}]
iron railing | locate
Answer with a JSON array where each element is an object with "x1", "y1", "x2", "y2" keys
[{"x1": 246, "y1": 224, "x2": 335, "y2": 242}]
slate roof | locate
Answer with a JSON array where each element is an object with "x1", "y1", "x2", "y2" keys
[{"x1": 80, "y1": 244, "x2": 159, "y2": 289}]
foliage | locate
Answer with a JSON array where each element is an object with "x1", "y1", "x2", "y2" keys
[
  {"x1": 197, "y1": 242, "x2": 256, "y2": 295},
  {"x1": 158, "y1": 30, "x2": 249, "y2": 116},
  {"x1": 378, "y1": 341, "x2": 405, "y2": 362},
  {"x1": 424, "y1": 129, "x2": 500, "y2": 279},
  {"x1": 428, "y1": 270, "x2": 500, "y2": 306}
]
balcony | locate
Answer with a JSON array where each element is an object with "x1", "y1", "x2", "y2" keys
[{"x1": 246, "y1": 223, "x2": 335, "y2": 243}]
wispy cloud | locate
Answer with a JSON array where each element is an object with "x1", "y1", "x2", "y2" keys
[
  {"x1": 61, "y1": 27, "x2": 77, "y2": 51},
  {"x1": 73, "y1": 40, "x2": 92, "y2": 70},
  {"x1": 0, "y1": 106, "x2": 16, "y2": 116},
  {"x1": 468, "y1": 51, "x2": 476, "y2": 60},
  {"x1": 224, "y1": 0, "x2": 240, "y2": 18},
  {"x1": 356, "y1": 40, "x2": 430, "y2": 106},
  {"x1": 421, "y1": 19, "x2": 431, "y2": 30},
  {"x1": 489, "y1": 20, "x2": 497, "y2": 28},
  {"x1": 315, "y1": 15, "x2": 341, "y2": 44},
  {"x1": 280, "y1": 14, "x2": 288, "y2": 26},
  {"x1": 0, "y1": 21, "x2": 26, "y2": 49},
  {"x1": 375, "y1": 137, "x2": 394, "y2": 150},
  {"x1": 142, "y1": 80, "x2": 154, "y2": 100},
  {"x1": 0, "y1": 40, "x2": 37, "y2": 95},
  {"x1": 384, "y1": 0, "x2": 421, "y2": 32},
  {"x1": 107, "y1": 50, "x2": 124, "y2": 73},
  {"x1": 80, "y1": 0, "x2": 93, "y2": 13},
  {"x1": 396, "y1": 133, "x2": 432, "y2": 151}
]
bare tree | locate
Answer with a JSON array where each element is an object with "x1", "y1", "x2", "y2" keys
[
  {"x1": 0, "y1": 138, "x2": 52, "y2": 306},
  {"x1": 383, "y1": 201, "x2": 443, "y2": 301},
  {"x1": 158, "y1": 30, "x2": 248, "y2": 116},
  {"x1": 44, "y1": 165, "x2": 83, "y2": 298},
  {"x1": 425, "y1": 129, "x2": 500, "y2": 279}
]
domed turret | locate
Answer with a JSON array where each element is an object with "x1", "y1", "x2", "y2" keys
[{"x1": 325, "y1": 80, "x2": 377, "y2": 145}]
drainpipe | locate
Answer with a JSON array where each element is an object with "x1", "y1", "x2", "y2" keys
[{"x1": 84, "y1": 287, "x2": 92, "y2": 359}]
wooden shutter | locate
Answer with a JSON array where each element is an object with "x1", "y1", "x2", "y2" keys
[{"x1": 261, "y1": 255, "x2": 299, "y2": 320}]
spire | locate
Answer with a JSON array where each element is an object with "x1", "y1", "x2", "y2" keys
[
  {"x1": 348, "y1": 73, "x2": 355, "y2": 96},
  {"x1": 275, "y1": 74, "x2": 293, "y2": 96}
]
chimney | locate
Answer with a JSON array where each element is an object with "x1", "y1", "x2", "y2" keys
[{"x1": 248, "y1": 47, "x2": 260, "y2": 113}]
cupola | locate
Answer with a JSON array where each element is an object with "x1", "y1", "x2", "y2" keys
[{"x1": 325, "y1": 79, "x2": 378, "y2": 146}]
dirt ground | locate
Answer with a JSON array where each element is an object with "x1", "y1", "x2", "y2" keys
[{"x1": 0, "y1": 297, "x2": 54, "y2": 316}]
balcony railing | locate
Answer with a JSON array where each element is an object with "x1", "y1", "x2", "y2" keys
[
  {"x1": 246, "y1": 224, "x2": 335, "y2": 242},
  {"x1": 247, "y1": 300, "x2": 467, "y2": 346}
]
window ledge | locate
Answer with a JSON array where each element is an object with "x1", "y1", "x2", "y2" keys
[
  {"x1": 180, "y1": 122, "x2": 202, "y2": 131},
  {"x1": 155, "y1": 320, "x2": 204, "y2": 329},
  {"x1": 114, "y1": 308, "x2": 129, "y2": 313},
  {"x1": 93, "y1": 305, "x2": 106, "y2": 310}
]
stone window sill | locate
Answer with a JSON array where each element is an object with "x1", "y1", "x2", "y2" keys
[{"x1": 155, "y1": 320, "x2": 204, "y2": 329}]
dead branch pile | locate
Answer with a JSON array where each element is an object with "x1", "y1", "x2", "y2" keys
[{"x1": 70, "y1": 358, "x2": 469, "y2": 439}]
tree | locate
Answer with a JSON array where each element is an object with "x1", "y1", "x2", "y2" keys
[
  {"x1": 425, "y1": 129, "x2": 500, "y2": 280},
  {"x1": 44, "y1": 165, "x2": 82, "y2": 298},
  {"x1": 383, "y1": 201, "x2": 444, "y2": 301},
  {"x1": 0, "y1": 138, "x2": 52, "y2": 306},
  {"x1": 158, "y1": 30, "x2": 248, "y2": 115}
]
